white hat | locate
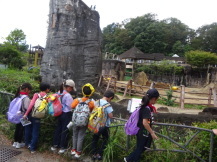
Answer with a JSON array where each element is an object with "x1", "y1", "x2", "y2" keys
[{"x1": 65, "y1": 79, "x2": 76, "y2": 91}]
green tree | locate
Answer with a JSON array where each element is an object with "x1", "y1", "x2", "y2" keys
[
  {"x1": 4, "y1": 28, "x2": 28, "y2": 52},
  {"x1": 185, "y1": 50, "x2": 217, "y2": 67},
  {"x1": 191, "y1": 23, "x2": 217, "y2": 53},
  {"x1": 0, "y1": 45, "x2": 26, "y2": 69}
]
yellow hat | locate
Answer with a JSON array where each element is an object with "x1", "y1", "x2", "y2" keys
[{"x1": 82, "y1": 83, "x2": 95, "y2": 97}]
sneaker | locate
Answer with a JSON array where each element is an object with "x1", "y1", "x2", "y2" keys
[
  {"x1": 58, "y1": 149, "x2": 66, "y2": 154},
  {"x1": 12, "y1": 142, "x2": 17, "y2": 147},
  {"x1": 74, "y1": 153, "x2": 81, "y2": 158},
  {"x1": 51, "y1": 146, "x2": 57, "y2": 151},
  {"x1": 31, "y1": 151, "x2": 36, "y2": 154},
  {"x1": 97, "y1": 155, "x2": 102, "y2": 161},
  {"x1": 71, "y1": 149, "x2": 76, "y2": 155},
  {"x1": 91, "y1": 155, "x2": 97, "y2": 160},
  {"x1": 124, "y1": 157, "x2": 128, "y2": 162},
  {"x1": 16, "y1": 142, "x2": 25, "y2": 149}
]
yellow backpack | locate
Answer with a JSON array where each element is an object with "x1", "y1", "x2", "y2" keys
[{"x1": 88, "y1": 100, "x2": 111, "y2": 134}]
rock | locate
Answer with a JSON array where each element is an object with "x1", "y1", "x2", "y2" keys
[
  {"x1": 157, "y1": 107, "x2": 169, "y2": 112},
  {"x1": 134, "y1": 71, "x2": 148, "y2": 86},
  {"x1": 40, "y1": 0, "x2": 102, "y2": 92},
  {"x1": 202, "y1": 107, "x2": 217, "y2": 115}
]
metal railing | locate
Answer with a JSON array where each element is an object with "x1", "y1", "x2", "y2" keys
[
  {"x1": 0, "y1": 91, "x2": 14, "y2": 114},
  {"x1": 111, "y1": 117, "x2": 214, "y2": 162}
]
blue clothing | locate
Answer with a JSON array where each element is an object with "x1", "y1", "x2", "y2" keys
[
  {"x1": 61, "y1": 90, "x2": 73, "y2": 113},
  {"x1": 25, "y1": 116, "x2": 40, "y2": 151},
  {"x1": 98, "y1": 99, "x2": 113, "y2": 127}
]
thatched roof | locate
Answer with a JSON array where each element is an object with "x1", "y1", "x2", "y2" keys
[
  {"x1": 119, "y1": 47, "x2": 185, "y2": 62},
  {"x1": 32, "y1": 45, "x2": 44, "y2": 49},
  {"x1": 119, "y1": 47, "x2": 146, "y2": 59}
]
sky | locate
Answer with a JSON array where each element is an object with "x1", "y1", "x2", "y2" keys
[{"x1": 0, "y1": 0, "x2": 216, "y2": 47}]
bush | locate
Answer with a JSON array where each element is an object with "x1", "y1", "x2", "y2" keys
[
  {"x1": 0, "y1": 69, "x2": 40, "y2": 94},
  {"x1": 135, "y1": 60, "x2": 184, "y2": 76},
  {"x1": 160, "y1": 90, "x2": 176, "y2": 106},
  {"x1": 0, "y1": 46, "x2": 26, "y2": 69}
]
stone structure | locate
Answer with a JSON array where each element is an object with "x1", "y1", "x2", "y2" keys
[
  {"x1": 40, "y1": 0, "x2": 102, "y2": 91},
  {"x1": 102, "y1": 60, "x2": 126, "y2": 81}
]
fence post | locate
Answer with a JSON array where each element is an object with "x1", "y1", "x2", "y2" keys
[
  {"x1": 212, "y1": 88, "x2": 217, "y2": 107},
  {"x1": 97, "y1": 75, "x2": 103, "y2": 87},
  {"x1": 180, "y1": 85, "x2": 185, "y2": 109},
  {"x1": 150, "y1": 82, "x2": 155, "y2": 89},
  {"x1": 129, "y1": 79, "x2": 133, "y2": 96},
  {"x1": 106, "y1": 78, "x2": 112, "y2": 91},
  {"x1": 208, "y1": 88, "x2": 212, "y2": 106},
  {"x1": 123, "y1": 80, "x2": 130, "y2": 97},
  {"x1": 113, "y1": 77, "x2": 117, "y2": 93}
]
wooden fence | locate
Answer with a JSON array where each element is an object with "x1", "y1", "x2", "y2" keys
[{"x1": 98, "y1": 75, "x2": 217, "y2": 109}]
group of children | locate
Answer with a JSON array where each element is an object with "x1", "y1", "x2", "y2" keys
[{"x1": 10, "y1": 79, "x2": 115, "y2": 160}]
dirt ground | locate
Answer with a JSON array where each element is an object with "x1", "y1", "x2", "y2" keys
[
  {"x1": 114, "y1": 80, "x2": 216, "y2": 106},
  {"x1": 0, "y1": 130, "x2": 91, "y2": 162}
]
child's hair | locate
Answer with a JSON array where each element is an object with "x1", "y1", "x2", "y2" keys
[
  {"x1": 40, "y1": 82, "x2": 50, "y2": 91},
  {"x1": 83, "y1": 86, "x2": 92, "y2": 96},
  {"x1": 82, "y1": 83, "x2": 95, "y2": 97},
  {"x1": 14, "y1": 83, "x2": 33, "y2": 98},
  {"x1": 141, "y1": 88, "x2": 159, "y2": 107},
  {"x1": 103, "y1": 90, "x2": 115, "y2": 99}
]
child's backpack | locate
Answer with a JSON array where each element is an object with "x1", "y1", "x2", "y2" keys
[
  {"x1": 124, "y1": 106, "x2": 141, "y2": 135},
  {"x1": 47, "y1": 92, "x2": 67, "y2": 117},
  {"x1": 88, "y1": 100, "x2": 111, "y2": 134},
  {"x1": 7, "y1": 95, "x2": 27, "y2": 124},
  {"x1": 71, "y1": 98, "x2": 91, "y2": 127},
  {"x1": 32, "y1": 94, "x2": 48, "y2": 119}
]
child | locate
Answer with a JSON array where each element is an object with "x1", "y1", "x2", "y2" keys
[
  {"x1": 91, "y1": 90, "x2": 114, "y2": 160},
  {"x1": 51, "y1": 79, "x2": 76, "y2": 154},
  {"x1": 124, "y1": 88, "x2": 159, "y2": 162},
  {"x1": 71, "y1": 83, "x2": 95, "y2": 158},
  {"x1": 12, "y1": 83, "x2": 32, "y2": 149},
  {"x1": 23, "y1": 82, "x2": 50, "y2": 153}
]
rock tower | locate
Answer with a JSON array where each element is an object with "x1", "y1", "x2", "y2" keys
[{"x1": 40, "y1": 0, "x2": 102, "y2": 91}]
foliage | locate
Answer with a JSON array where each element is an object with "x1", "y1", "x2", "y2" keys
[
  {"x1": 191, "y1": 23, "x2": 217, "y2": 53},
  {"x1": 160, "y1": 90, "x2": 176, "y2": 106},
  {"x1": 0, "y1": 45, "x2": 27, "y2": 69},
  {"x1": 192, "y1": 121, "x2": 217, "y2": 161},
  {"x1": 135, "y1": 60, "x2": 184, "y2": 75},
  {"x1": 4, "y1": 28, "x2": 28, "y2": 52},
  {"x1": 0, "y1": 69, "x2": 40, "y2": 94},
  {"x1": 185, "y1": 50, "x2": 217, "y2": 67},
  {"x1": 102, "y1": 13, "x2": 194, "y2": 56}
]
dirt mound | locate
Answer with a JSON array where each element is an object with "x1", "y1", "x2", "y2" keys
[{"x1": 200, "y1": 83, "x2": 217, "y2": 93}]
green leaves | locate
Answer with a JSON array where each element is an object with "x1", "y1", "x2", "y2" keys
[{"x1": 185, "y1": 50, "x2": 217, "y2": 67}]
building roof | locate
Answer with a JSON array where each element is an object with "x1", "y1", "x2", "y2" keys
[
  {"x1": 32, "y1": 45, "x2": 44, "y2": 49},
  {"x1": 119, "y1": 47, "x2": 185, "y2": 62},
  {"x1": 119, "y1": 47, "x2": 146, "y2": 59}
]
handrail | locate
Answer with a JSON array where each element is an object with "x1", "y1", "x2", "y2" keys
[{"x1": 111, "y1": 117, "x2": 214, "y2": 162}]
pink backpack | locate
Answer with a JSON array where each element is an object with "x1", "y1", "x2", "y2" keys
[
  {"x1": 47, "y1": 92, "x2": 67, "y2": 117},
  {"x1": 124, "y1": 106, "x2": 141, "y2": 135},
  {"x1": 7, "y1": 95, "x2": 27, "y2": 124}
]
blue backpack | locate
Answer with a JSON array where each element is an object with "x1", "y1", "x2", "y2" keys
[
  {"x1": 124, "y1": 106, "x2": 141, "y2": 135},
  {"x1": 7, "y1": 95, "x2": 27, "y2": 124}
]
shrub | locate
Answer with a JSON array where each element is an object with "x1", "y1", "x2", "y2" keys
[{"x1": 0, "y1": 69, "x2": 39, "y2": 94}]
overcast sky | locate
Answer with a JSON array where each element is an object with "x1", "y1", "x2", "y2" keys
[{"x1": 0, "y1": 0, "x2": 216, "y2": 47}]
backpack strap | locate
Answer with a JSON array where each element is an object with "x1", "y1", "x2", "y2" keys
[
  {"x1": 102, "y1": 103, "x2": 111, "y2": 109},
  {"x1": 84, "y1": 99, "x2": 91, "y2": 104}
]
